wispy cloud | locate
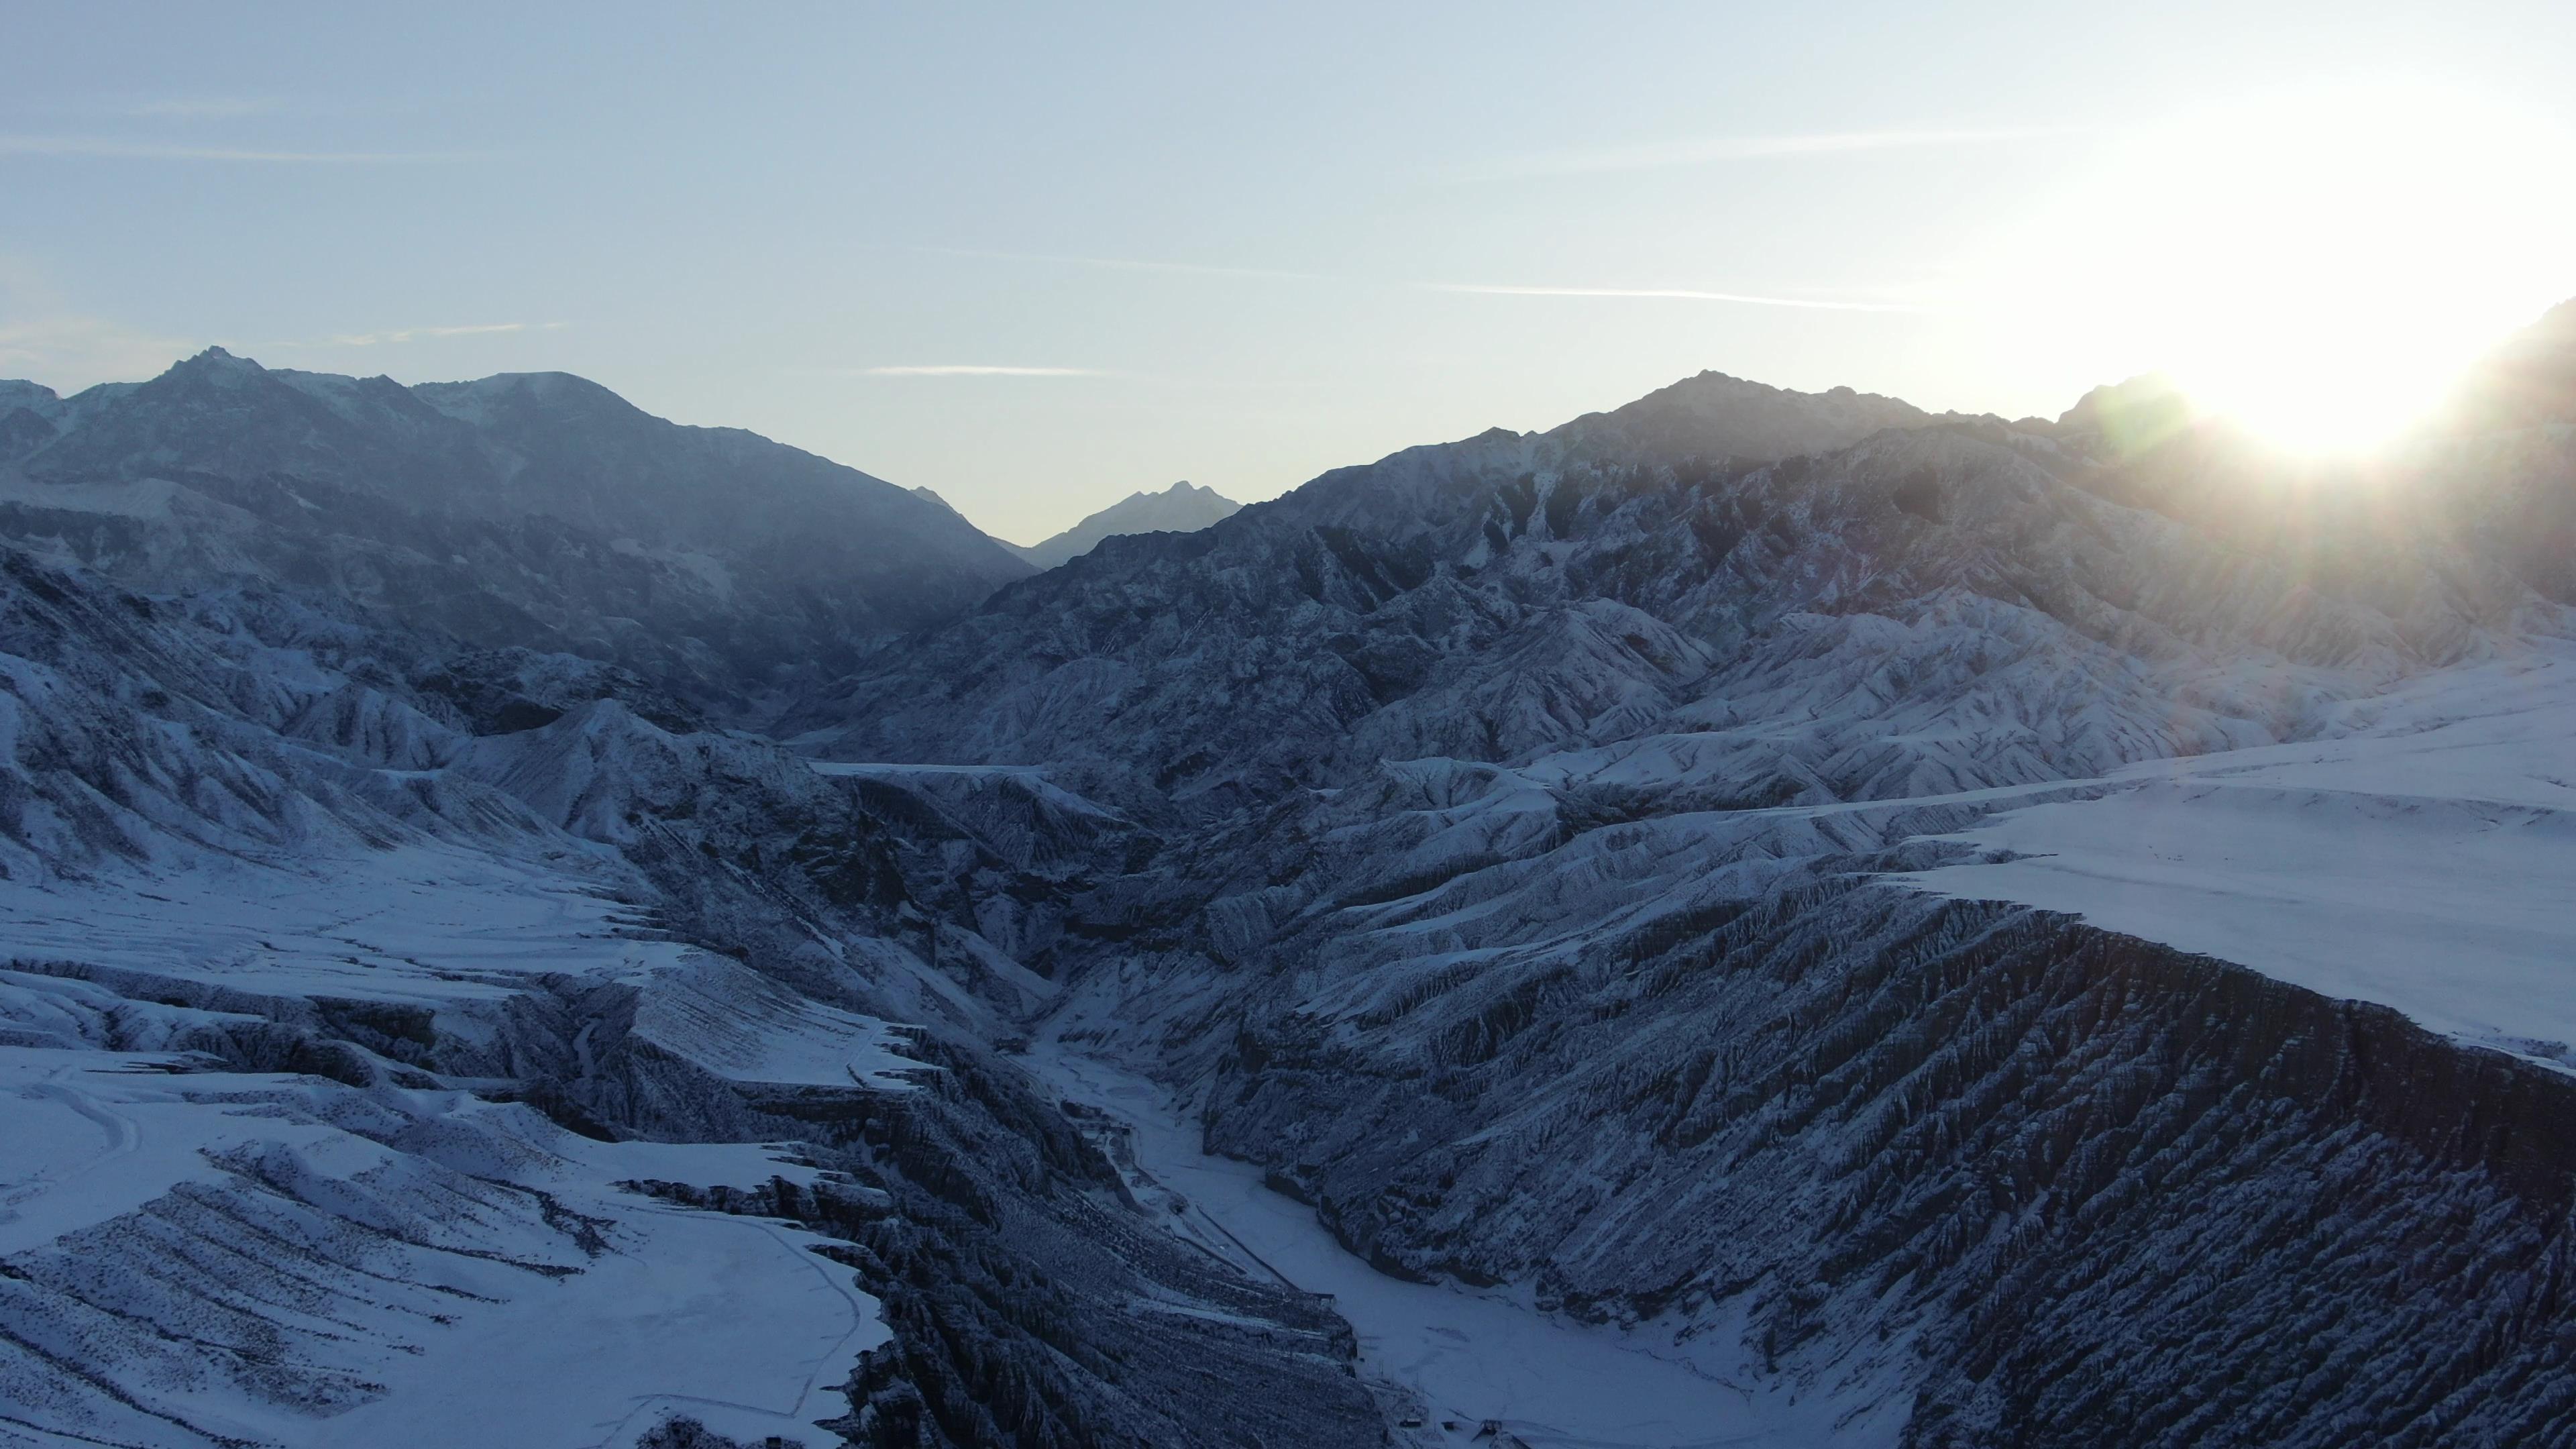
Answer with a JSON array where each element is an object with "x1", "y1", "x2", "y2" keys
[
  {"x1": 1471, "y1": 126, "x2": 2057, "y2": 180},
  {"x1": 1425, "y1": 283, "x2": 1925, "y2": 313},
  {"x1": 922, "y1": 241, "x2": 1931, "y2": 315},
  {"x1": 123, "y1": 97, "x2": 282, "y2": 120},
  {"x1": 858, "y1": 364, "x2": 1106, "y2": 377},
  {"x1": 910, "y1": 245, "x2": 1326, "y2": 283},
  {"x1": 0, "y1": 136, "x2": 462, "y2": 163},
  {"x1": 299, "y1": 321, "x2": 565, "y2": 347}
]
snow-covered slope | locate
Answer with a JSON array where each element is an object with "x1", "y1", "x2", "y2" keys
[
  {"x1": 0, "y1": 1036, "x2": 885, "y2": 1449},
  {"x1": 1008, "y1": 480, "x2": 1242, "y2": 570},
  {"x1": 1907, "y1": 639, "x2": 2576, "y2": 1065}
]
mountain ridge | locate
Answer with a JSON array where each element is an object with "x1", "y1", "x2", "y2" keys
[
  {"x1": 0, "y1": 346, "x2": 1037, "y2": 713},
  {"x1": 1008, "y1": 479, "x2": 1242, "y2": 569},
  {"x1": 792, "y1": 361, "x2": 2568, "y2": 808}
]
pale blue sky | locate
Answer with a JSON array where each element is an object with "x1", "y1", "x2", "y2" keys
[{"x1": 6, "y1": 3, "x2": 2573, "y2": 540}]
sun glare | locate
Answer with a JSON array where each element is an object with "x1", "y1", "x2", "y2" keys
[{"x1": 1990, "y1": 83, "x2": 2576, "y2": 453}]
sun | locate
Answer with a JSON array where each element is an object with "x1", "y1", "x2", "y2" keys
[{"x1": 1990, "y1": 83, "x2": 2576, "y2": 453}]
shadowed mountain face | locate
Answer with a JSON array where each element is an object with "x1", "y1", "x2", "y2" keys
[
  {"x1": 0, "y1": 349, "x2": 1034, "y2": 712},
  {"x1": 1009, "y1": 480, "x2": 1242, "y2": 570}
]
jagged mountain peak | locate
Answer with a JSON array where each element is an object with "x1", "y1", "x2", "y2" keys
[
  {"x1": 1572, "y1": 368, "x2": 1937, "y2": 462},
  {"x1": 19, "y1": 342, "x2": 456, "y2": 492},
  {"x1": 146, "y1": 344, "x2": 276, "y2": 392},
  {"x1": 174, "y1": 343, "x2": 257, "y2": 370},
  {"x1": 153, "y1": 344, "x2": 299, "y2": 397}
]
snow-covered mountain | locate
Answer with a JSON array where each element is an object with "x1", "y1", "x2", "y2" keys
[
  {"x1": 796, "y1": 368, "x2": 2554, "y2": 805},
  {"x1": 1006, "y1": 479, "x2": 1241, "y2": 570},
  {"x1": 0, "y1": 349, "x2": 1036, "y2": 714},
  {"x1": 5, "y1": 319, "x2": 2576, "y2": 1448}
]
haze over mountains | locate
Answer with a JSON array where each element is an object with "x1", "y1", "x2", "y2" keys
[
  {"x1": 2, "y1": 306, "x2": 2573, "y2": 1448},
  {"x1": 1004, "y1": 480, "x2": 1242, "y2": 570}
]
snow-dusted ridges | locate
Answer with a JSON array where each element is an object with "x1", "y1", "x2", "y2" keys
[
  {"x1": 1035, "y1": 651, "x2": 2576, "y2": 1446},
  {"x1": 0, "y1": 1036, "x2": 883, "y2": 1449},
  {"x1": 1905, "y1": 639, "x2": 2576, "y2": 1067},
  {"x1": 0, "y1": 546, "x2": 977, "y2": 1446},
  {"x1": 0, "y1": 531, "x2": 1399, "y2": 1445},
  {"x1": 1, "y1": 843, "x2": 663, "y2": 1008},
  {"x1": 800, "y1": 402, "x2": 2551, "y2": 826},
  {"x1": 0, "y1": 826, "x2": 916, "y2": 1444},
  {"x1": 0, "y1": 841, "x2": 922, "y2": 1091},
  {"x1": 789, "y1": 341, "x2": 2576, "y2": 1443},
  {"x1": 1290, "y1": 635, "x2": 2576, "y2": 1073},
  {"x1": 1022, "y1": 1032, "x2": 1911, "y2": 1448}
]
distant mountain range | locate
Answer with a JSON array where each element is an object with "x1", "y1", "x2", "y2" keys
[
  {"x1": 1006, "y1": 480, "x2": 1242, "y2": 569},
  {"x1": 0, "y1": 347, "x2": 1036, "y2": 712}
]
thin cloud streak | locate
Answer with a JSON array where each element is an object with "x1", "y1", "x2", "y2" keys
[
  {"x1": 859, "y1": 364, "x2": 1108, "y2": 377},
  {"x1": 1474, "y1": 126, "x2": 2057, "y2": 179},
  {"x1": 0, "y1": 136, "x2": 462, "y2": 163},
  {"x1": 272, "y1": 322, "x2": 566, "y2": 347},
  {"x1": 125, "y1": 97, "x2": 282, "y2": 119},
  {"x1": 923, "y1": 242, "x2": 1927, "y2": 313},
  {"x1": 1426, "y1": 283, "x2": 1925, "y2": 313},
  {"x1": 911, "y1": 245, "x2": 1327, "y2": 283}
]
